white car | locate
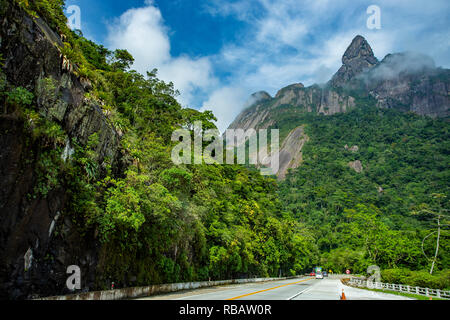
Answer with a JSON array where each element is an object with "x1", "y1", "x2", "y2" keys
[{"x1": 316, "y1": 272, "x2": 324, "y2": 279}]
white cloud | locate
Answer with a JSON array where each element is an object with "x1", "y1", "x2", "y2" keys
[
  {"x1": 158, "y1": 56, "x2": 218, "y2": 106},
  {"x1": 203, "y1": 0, "x2": 255, "y2": 21},
  {"x1": 107, "y1": 0, "x2": 450, "y2": 132},
  {"x1": 256, "y1": 17, "x2": 308, "y2": 47},
  {"x1": 200, "y1": 86, "x2": 248, "y2": 133},
  {"x1": 106, "y1": 2, "x2": 216, "y2": 107},
  {"x1": 202, "y1": 0, "x2": 449, "y2": 130},
  {"x1": 107, "y1": 5, "x2": 170, "y2": 68}
]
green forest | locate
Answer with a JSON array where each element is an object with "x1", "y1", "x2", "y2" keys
[
  {"x1": 1, "y1": 0, "x2": 316, "y2": 289},
  {"x1": 1, "y1": 0, "x2": 449, "y2": 291},
  {"x1": 276, "y1": 108, "x2": 450, "y2": 289}
]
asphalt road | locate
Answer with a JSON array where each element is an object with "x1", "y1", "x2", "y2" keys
[{"x1": 137, "y1": 277, "x2": 412, "y2": 300}]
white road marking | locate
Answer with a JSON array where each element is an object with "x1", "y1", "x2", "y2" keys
[
  {"x1": 173, "y1": 284, "x2": 259, "y2": 300},
  {"x1": 287, "y1": 280, "x2": 318, "y2": 300}
]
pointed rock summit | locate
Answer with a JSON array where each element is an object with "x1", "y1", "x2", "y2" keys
[
  {"x1": 331, "y1": 35, "x2": 379, "y2": 87},
  {"x1": 250, "y1": 91, "x2": 272, "y2": 103},
  {"x1": 342, "y1": 35, "x2": 377, "y2": 65}
]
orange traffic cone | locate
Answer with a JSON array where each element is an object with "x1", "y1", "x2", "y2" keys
[
  {"x1": 429, "y1": 297, "x2": 432, "y2": 300},
  {"x1": 340, "y1": 289, "x2": 347, "y2": 300}
]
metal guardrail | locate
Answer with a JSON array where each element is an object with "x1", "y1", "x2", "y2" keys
[{"x1": 349, "y1": 278, "x2": 450, "y2": 299}]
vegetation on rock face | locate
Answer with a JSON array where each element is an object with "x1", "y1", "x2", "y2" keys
[{"x1": 61, "y1": 62, "x2": 318, "y2": 284}]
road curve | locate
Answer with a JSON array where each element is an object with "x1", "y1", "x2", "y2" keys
[{"x1": 137, "y1": 277, "x2": 412, "y2": 300}]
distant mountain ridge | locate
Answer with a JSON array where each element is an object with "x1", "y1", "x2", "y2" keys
[
  {"x1": 229, "y1": 35, "x2": 449, "y2": 132},
  {"x1": 227, "y1": 35, "x2": 449, "y2": 178}
]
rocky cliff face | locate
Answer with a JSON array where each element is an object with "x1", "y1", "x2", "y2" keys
[
  {"x1": 363, "y1": 53, "x2": 449, "y2": 117},
  {"x1": 228, "y1": 84, "x2": 356, "y2": 133},
  {"x1": 330, "y1": 38, "x2": 449, "y2": 118},
  {"x1": 277, "y1": 126, "x2": 309, "y2": 179},
  {"x1": 330, "y1": 35, "x2": 379, "y2": 88},
  {"x1": 228, "y1": 35, "x2": 449, "y2": 179},
  {"x1": 0, "y1": 2, "x2": 122, "y2": 299}
]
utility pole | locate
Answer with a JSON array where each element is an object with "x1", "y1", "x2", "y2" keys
[
  {"x1": 430, "y1": 214, "x2": 441, "y2": 275},
  {"x1": 416, "y1": 194, "x2": 448, "y2": 275}
]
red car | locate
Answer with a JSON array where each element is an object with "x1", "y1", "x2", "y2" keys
[{"x1": 309, "y1": 272, "x2": 315, "y2": 276}]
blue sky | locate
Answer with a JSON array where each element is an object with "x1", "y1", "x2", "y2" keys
[{"x1": 65, "y1": 0, "x2": 450, "y2": 132}]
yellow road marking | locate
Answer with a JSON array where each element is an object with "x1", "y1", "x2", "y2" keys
[{"x1": 226, "y1": 277, "x2": 314, "y2": 300}]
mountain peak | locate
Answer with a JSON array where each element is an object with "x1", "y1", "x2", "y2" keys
[
  {"x1": 342, "y1": 35, "x2": 377, "y2": 64},
  {"x1": 245, "y1": 91, "x2": 272, "y2": 107},
  {"x1": 331, "y1": 35, "x2": 379, "y2": 87}
]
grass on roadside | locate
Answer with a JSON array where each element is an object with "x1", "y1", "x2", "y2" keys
[{"x1": 354, "y1": 286, "x2": 446, "y2": 300}]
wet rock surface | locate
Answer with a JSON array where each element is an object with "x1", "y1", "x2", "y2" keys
[{"x1": 0, "y1": 2, "x2": 122, "y2": 299}]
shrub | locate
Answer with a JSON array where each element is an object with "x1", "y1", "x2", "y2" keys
[
  {"x1": 6, "y1": 87, "x2": 34, "y2": 108},
  {"x1": 381, "y1": 268, "x2": 450, "y2": 290}
]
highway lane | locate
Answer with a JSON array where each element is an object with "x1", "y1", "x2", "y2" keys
[
  {"x1": 138, "y1": 277, "x2": 412, "y2": 300},
  {"x1": 139, "y1": 277, "x2": 326, "y2": 300}
]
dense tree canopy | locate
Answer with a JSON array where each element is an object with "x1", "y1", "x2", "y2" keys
[{"x1": 276, "y1": 107, "x2": 450, "y2": 282}]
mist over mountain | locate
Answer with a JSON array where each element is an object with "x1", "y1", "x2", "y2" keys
[{"x1": 361, "y1": 52, "x2": 436, "y2": 82}]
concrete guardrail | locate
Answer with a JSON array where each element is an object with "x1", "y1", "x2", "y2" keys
[{"x1": 37, "y1": 276, "x2": 303, "y2": 300}]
